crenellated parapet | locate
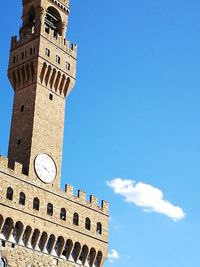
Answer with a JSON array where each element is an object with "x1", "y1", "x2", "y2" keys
[
  {"x1": 10, "y1": 33, "x2": 77, "y2": 59},
  {"x1": 65, "y1": 185, "x2": 109, "y2": 216},
  {"x1": 0, "y1": 157, "x2": 109, "y2": 217}
]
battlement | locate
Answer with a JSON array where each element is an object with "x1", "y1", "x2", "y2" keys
[
  {"x1": 0, "y1": 157, "x2": 109, "y2": 216},
  {"x1": 10, "y1": 31, "x2": 77, "y2": 59},
  {"x1": 65, "y1": 185, "x2": 109, "y2": 215}
]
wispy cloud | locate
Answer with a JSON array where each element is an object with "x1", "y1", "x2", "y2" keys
[
  {"x1": 108, "y1": 249, "x2": 119, "y2": 263},
  {"x1": 107, "y1": 178, "x2": 185, "y2": 221}
]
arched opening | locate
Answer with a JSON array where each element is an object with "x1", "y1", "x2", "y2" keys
[
  {"x1": 46, "y1": 234, "x2": 55, "y2": 254},
  {"x1": 64, "y1": 239, "x2": 73, "y2": 260},
  {"x1": 33, "y1": 197, "x2": 40, "y2": 211},
  {"x1": 85, "y1": 217, "x2": 91, "y2": 230},
  {"x1": 6, "y1": 187, "x2": 13, "y2": 201},
  {"x1": 45, "y1": 65, "x2": 52, "y2": 86},
  {"x1": 60, "y1": 208, "x2": 66, "y2": 221},
  {"x1": 1, "y1": 218, "x2": 14, "y2": 240},
  {"x1": 19, "y1": 192, "x2": 26, "y2": 205},
  {"x1": 40, "y1": 62, "x2": 47, "y2": 83},
  {"x1": 95, "y1": 251, "x2": 103, "y2": 267},
  {"x1": 31, "y1": 229, "x2": 40, "y2": 249},
  {"x1": 59, "y1": 74, "x2": 66, "y2": 94},
  {"x1": 73, "y1": 213, "x2": 79, "y2": 226},
  {"x1": 50, "y1": 68, "x2": 56, "y2": 88},
  {"x1": 47, "y1": 203, "x2": 53, "y2": 216},
  {"x1": 54, "y1": 71, "x2": 61, "y2": 91},
  {"x1": 96, "y1": 222, "x2": 102, "y2": 235},
  {"x1": 79, "y1": 245, "x2": 89, "y2": 265},
  {"x1": 45, "y1": 7, "x2": 62, "y2": 37},
  {"x1": 71, "y1": 242, "x2": 81, "y2": 262},
  {"x1": 88, "y1": 248, "x2": 97, "y2": 267},
  {"x1": 63, "y1": 77, "x2": 70, "y2": 97},
  {"x1": 0, "y1": 258, "x2": 7, "y2": 267},
  {"x1": 22, "y1": 226, "x2": 32, "y2": 246},
  {"x1": 38, "y1": 232, "x2": 48, "y2": 252},
  {"x1": 54, "y1": 236, "x2": 65, "y2": 257},
  {"x1": 13, "y1": 221, "x2": 24, "y2": 243}
]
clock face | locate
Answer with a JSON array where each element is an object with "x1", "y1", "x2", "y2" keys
[{"x1": 34, "y1": 154, "x2": 57, "y2": 184}]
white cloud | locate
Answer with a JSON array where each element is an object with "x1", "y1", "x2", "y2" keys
[
  {"x1": 107, "y1": 178, "x2": 185, "y2": 221},
  {"x1": 108, "y1": 249, "x2": 119, "y2": 263}
]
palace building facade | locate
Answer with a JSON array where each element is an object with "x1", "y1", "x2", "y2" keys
[{"x1": 0, "y1": 0, "x2": 109, "y2": 266}]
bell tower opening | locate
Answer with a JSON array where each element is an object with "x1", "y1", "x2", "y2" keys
[{"x1": 45, "y1": 7, "x2": 62, "y2": 38}]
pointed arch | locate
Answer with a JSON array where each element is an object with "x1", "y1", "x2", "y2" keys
[
  {"x1": 64, "y1": 239, "x2": 73, "y2": 260},
  {"x1": 71, "y1": 242, "x2": 81, "y2": 262},
  {"x1": 50, "y1": 68, "x2": 56, "y2": 89},
  {"x1": 13, "y1": 221, "x2": 24, "y2": 243},
  {"x1": 79, "y1": 245, "x2": 89, "y2": 265},
  {"x1": 46, "y1": 234, "x2": 56, "y2": 254},
  {"x1": 63, "y1": 77, "x2": 70, "y2": 97},
  {"x1": 54, "y1": 71, "x2": 61, "y2": 91},
  {"x1": 54, "y1": 236, "x2": 65, "y2": 257},
  {"x1": 95, "y1": 251, "x2": 103, "y2": 267},
  {"x1": 59, "y1": 74, "x2": 66, "y2": 94},
  {"x1": 1, "y1": 217, "x2": 14, "y2": 240},
  {"x1": 22, "y1": 226, "x2": 32, "y2": 246},
  {"x1": 45, "y1": 65, "x2": 52, "y2": 86},
  {"x1": 31, "y1": 229, "x2": 40, "y2": 249},
  {"x1": 87, "y1": 248, "x2": 97, "y2": 267},
  {"x1": 38, "y1": 231, "x2": 48, "y2": 252},
  {"x1": 40, "y1": 62, "x2": 47, "y2": 83}
]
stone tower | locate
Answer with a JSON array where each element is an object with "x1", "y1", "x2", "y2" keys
[{"x1": 0, "y1": 0, "x2": 109, "y2": 266}]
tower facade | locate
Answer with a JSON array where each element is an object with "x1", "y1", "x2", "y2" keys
[{"x1": 0, "y1": 1, "x2": 109, "y2": 266}]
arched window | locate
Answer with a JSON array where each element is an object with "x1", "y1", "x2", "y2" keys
[
  {"x1": 73, "y1": 213, "x2": 79, "y2": 226},
  {"x1": 0, "y1": 258, "x2": 7, "y2": 267},
  {"x1": 33, "y1": 197, "x2": 40, "y2": 211},
  {"x1": 96, "y1": 222, "x2": 102, "y2": 235},
  {"x1": 6, "y1": 187, "x2": 13, "y2": 201},
  {"x1": 19, "y1": 192, "x2": 26, "y2": 205},
  {"x1": 44, "y1": 7, "x2": 62, "y2": 37},
  {"x1": 85, "y1": 217, "x2": 91, "y2": 230},
  {"x1": 47, "y1": 203, "x2": 53, "y2": 216},
  {"x1": 60, "y1": 208, "x2": 66, "y2": 221}
]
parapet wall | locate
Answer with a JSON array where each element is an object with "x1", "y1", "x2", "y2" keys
[{"x1": 0, "y1": 156, "x2": 109, "y2": 216}]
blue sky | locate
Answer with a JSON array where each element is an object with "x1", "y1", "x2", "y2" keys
[{"x1": 1, "y1": 0, "x2": 200, "y2": 266}]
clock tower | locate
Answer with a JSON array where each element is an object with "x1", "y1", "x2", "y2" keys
[
  {"x1": 8, "y1": 0, "x2": 77, "y2": 189},
  {"x1": 0, "y1": 1, "x2": 109, "y2": 266}
]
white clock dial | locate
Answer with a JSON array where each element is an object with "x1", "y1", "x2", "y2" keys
[{"x1": 34, "y1": 154, "x2": 57, "y2": 184}]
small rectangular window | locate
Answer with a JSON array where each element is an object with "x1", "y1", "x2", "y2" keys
[
  {"x1": 21, "y1": 105, "x2": 24, "y2": 112},
  {"x1": 45, "y1": 48, "x2": 50, "y2": 57},
  {"x1": 13, "y1": 56, "x2": 16, "y2": 63},
  {"x1": 30, "y1": 47, "x2": 35, "y2": 55},
  {"x1": 17, "y1": 139, "x2": 21, "y2": 145},
  {"x1": 56, "y1": 55, "x2": 61, "y2": 64},
  {"x1": 49, "y1": 93, "x2": 53, "y2": 101},
  {"x1": 66, "y1": 62, "x2": 71, "y2": 71}
]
